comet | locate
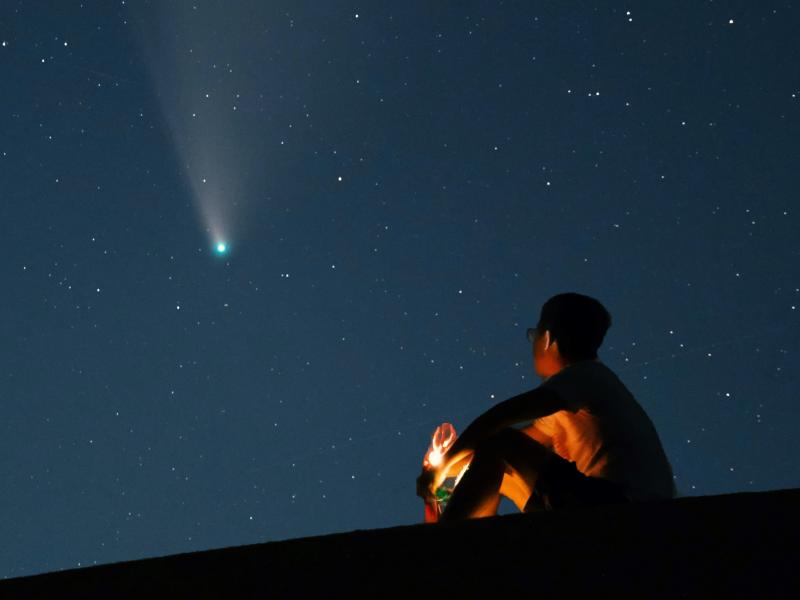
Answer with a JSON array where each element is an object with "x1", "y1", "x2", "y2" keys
[{"x1": 141, "y1": 5, "x2": 254, "y2": 256}]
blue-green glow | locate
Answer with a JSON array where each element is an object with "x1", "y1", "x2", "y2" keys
[{"x1": 216, "y1": 242, "x2": 227, "y2": 254}]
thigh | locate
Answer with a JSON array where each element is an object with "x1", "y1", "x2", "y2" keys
[
  {"x1": 536, "y1": 454, "x2": 630, "y2": 509},
  {"x1": 483, "y1": 428, "x2": 550, "y2": 490}
]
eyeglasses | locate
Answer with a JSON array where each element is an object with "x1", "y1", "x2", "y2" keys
[{"x1": 526, "y1": 327, "x2": 538, "y2": 343}]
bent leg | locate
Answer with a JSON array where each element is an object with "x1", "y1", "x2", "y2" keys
[
  {"x1": 500, "y1": 471, "x2": 536, "y2": 512},
  {"x1": 440, "y1": 428, "x2": 549, "y2": 521}
]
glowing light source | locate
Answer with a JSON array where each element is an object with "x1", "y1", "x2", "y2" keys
[
  {"x1": 424, "y1": 423, "x2": 457, "y2": 469},
  {"x1": 422, "y1": 422, "x2": 471, "y2": 522},
  {"x1": 215, "y1": 242, "x2": 228, "y2": 254}
]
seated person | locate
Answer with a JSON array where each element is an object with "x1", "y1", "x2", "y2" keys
[{"x1": 417, "y1": 292, "x2": 676, "y2": 520}]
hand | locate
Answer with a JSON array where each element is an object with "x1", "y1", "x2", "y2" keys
[{"x1": 416, "y1": 468, "x2": 436, "y2": 501}]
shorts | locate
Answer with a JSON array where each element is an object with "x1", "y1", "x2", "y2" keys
[{"x1": 524, "y1": 453, "x2": 630, "y2": 512}]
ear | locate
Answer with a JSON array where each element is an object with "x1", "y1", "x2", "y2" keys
[{"x1": 543, "y1": 329, "x2": 552, "y2": 350}]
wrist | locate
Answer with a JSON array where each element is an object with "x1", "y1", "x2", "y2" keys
[{"x1": 432, "y1": 467, "x2": 448, "y2": 490}]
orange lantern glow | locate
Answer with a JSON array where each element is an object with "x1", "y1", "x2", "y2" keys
[{"x1": 422, "y1": 423, "x2": 470, "y2": 522}]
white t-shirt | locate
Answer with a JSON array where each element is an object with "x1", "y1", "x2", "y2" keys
[{"x1": 531, "y1": 359, "x2": 676, "y2": 501}]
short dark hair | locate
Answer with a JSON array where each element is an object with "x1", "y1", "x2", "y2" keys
[{"x1": 536, "y1": 293, "x2": 612, "y2": 362}]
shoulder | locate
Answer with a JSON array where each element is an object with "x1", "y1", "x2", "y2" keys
[
  {"x1": 508, "y1": 385, "x2": 568, "y2": 412},
  {"x1": 540, "y1": 359, "x2": 612, "y2": 409},
  {"x1": 548, "y1": 359, "x2": 619, "y2": 384}
]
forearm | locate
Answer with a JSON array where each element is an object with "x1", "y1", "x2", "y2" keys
[
  {"x1": 433, "y1": 449, "x2": 473, "y2": 490},
  {"x1": 438, "y1": 450, "x2": 472, "y2": 479},
  {"x1": 521, "y1": 423, "x2": 553, "y2": 449},
  {"x1": 442, "y1": 387, "x2": 563, "y2": 468}
]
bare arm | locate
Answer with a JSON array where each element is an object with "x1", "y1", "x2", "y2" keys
[{"x1": 521, "y1": 422, "x2": 553, "y2": 449}]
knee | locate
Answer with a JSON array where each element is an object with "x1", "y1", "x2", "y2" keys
[
  {"x1": 475, "y1": 428, "x2": 535, "y2": 458},
  {"x1": 468, "y1": 431, "x2": 507, "y2": 468},
  {"x1": 472, "y1": 428, "x2": 550, "y2": 470}
]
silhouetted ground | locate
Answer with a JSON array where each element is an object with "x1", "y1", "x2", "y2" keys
[{"x1": 3, "y1": 489, "x2": 798, "y2": 597}]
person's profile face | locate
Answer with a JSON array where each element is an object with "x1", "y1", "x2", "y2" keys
[
  {"x1": 529, "y1": 325, "x2": 558, "y2": 378},
  {"x1": 528, "y1": 326, "x2": 545, "y2": 370}
]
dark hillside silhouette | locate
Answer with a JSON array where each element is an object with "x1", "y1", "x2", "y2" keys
[{"x1": 4, "y1": 489, "x2": 798, "y2": 597}]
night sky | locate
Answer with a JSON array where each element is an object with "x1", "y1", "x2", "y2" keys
[{"x1": 2, "y1": 1, "x2": 799, "y2": 578}]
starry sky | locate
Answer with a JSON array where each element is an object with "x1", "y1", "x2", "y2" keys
[{"x1": 2, "y1": 1, "x2": 799, "y2": 578}]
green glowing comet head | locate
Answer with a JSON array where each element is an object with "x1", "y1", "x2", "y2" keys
[{"x1": 215, "y1": 242, "x2": 228, "y2": 254}]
